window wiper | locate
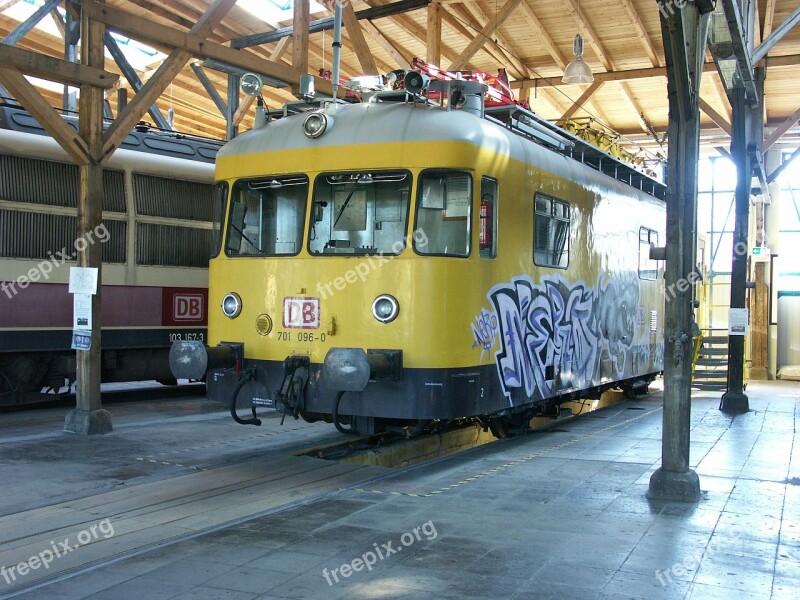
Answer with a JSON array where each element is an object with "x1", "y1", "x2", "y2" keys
[
  {"x1": 332, "y1": 185, "x2": 359, "y2": 229},
  {"x1": 228, "y1": 223, "x2": 263, "y2": 253}
]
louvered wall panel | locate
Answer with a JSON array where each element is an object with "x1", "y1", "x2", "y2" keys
[
  {"x1": 136, "y1": 223, "x2": 210, "y2": 268},
  {"x1": 0, "y1": 155, "x2": 78, "y2": 208},
  {"x1": 0, "y1": 154, "x2": 126, "y2": 212},
  {"x1": 0, "y1": 210, "x2": 126, "y2": 263},
  {"x1": 102, "y1": 170, "x2": 126, "y2": 213},
  {"x1": 133, "y1": 174, "x2": 214, "y2": 221}
]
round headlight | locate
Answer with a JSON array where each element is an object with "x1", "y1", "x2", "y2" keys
[
  {"x1": 303, "y1": 112, "x2": 333, "y2": 138},
  {"x1": 371, "y1": 294, "x2": 399, "y2": 324},
  {"x1": 221, "y1": 292, "x2": 242, "y2": 319}
]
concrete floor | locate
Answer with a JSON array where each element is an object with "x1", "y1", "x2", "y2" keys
[{"x1": 1, "y1": 380, "x2": 798, "y2": 599}]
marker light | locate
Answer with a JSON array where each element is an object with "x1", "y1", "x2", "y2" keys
[
  {"x1": 222, "y1": 292, "x2": 242, "y2": 319},
  {"x1": 371, "y1": 294, "x2": 399, "y2": 324},
  {"x1": 303, "y1": 111, "x2": 333, "y2": 138}
]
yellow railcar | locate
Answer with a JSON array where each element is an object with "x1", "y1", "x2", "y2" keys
[{"x1": 171, "y1": 78, "x2": 666, "y2": 436}]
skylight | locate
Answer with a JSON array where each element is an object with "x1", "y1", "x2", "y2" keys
[
  {"x1": 237, "y1": 0, "x2": 328, "y2": 27},
  {"x1": 2, "y1": 1, "x2": 167, "y2": 72}
]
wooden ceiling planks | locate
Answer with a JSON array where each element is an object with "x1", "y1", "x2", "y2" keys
[{"x1": 0, "y1": 0, "x2": 796, "y2": 147}]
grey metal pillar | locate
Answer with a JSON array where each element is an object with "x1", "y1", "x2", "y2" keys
[
  {"x1": 648, "y1": 1, "x2": 708, "y2": 502},
  {"x1": 226, "y1": 73, "x2": 240, "y2": 140},
  {"x1": 720, "y1": 85, "x2": 752, "y2": 413}
]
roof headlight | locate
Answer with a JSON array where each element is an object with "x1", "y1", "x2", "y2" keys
[
  {"x1": 222, "y1": 292, "x2": 242, "y2": 319},
  {"x1": 371, "y1": 294, "x2": 399, "y2": 324},
  {"x1": 303, "y1": 111, "x2": 333, "y2": 138}
]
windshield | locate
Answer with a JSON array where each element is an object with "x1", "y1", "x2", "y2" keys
[
  {"x1": 308, "y1": 170, "x2": 411, "y2": 255},
  {"x1": 225, "y1": 175, "x2": 308, "y2": 256}
]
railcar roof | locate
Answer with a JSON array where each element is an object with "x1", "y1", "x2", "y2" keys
[{"x1": 218, "y1": 98, "x2": 666, "y2": 200}]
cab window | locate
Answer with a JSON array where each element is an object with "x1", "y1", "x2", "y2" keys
[
  {"x1": 225, "y1": 175, "x2": 308, "y2": 256},
  {"x1": 414, "y1": 169, "x2": 472, "y2": 257},
  {"x1": 308, "y1": 171, "x2": 411, "y2": 255}
]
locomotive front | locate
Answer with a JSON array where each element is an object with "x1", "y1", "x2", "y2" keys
[{"x1": 170, "y1": 100, "x2": 489, "y2": 434}]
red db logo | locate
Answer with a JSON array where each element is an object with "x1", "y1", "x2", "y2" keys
[
  {"x1": 283, "y1": 297, "x2": 320, "y2": 329},
  {"x1": 174, "y1": 295, "x2": 204, "y2": 321}
]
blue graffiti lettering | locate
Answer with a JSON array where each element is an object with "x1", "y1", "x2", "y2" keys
[{"x1": 479, "y1": 274, "x2": 648, "y2": 404}]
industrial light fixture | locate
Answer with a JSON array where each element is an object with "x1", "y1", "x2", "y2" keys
[{"x1": 562, "y1": 34, "x2": 594, "y2": 84}]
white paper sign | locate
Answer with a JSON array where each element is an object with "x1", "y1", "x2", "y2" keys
[
  {"x1": 73, "y1": 294, "x2": 92, "y2": 329},
  {"x1": 728, "y1": 308, "x2": 749, "y2": 336},
  {"x1": 68, "y1": 267, "x2": 98, "y2": 295}
]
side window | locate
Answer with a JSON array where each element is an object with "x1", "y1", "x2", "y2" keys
[
  {"x1": 533, "y1": 194, "x2": 569, "y2": 269},
  {"x1": 211, "y1": 182, "x2": 228, "y2": 258},
  {"x1": 639, "y1": 227, "x2": 659, "y2": 280},
  {"x1": 480, "y1": 177, "x2": 498, "y2": 259},
  {"x1": 414, "y1": 170, "x2": 472, "y2": 257}
]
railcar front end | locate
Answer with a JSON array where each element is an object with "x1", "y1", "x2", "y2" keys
[{"x1": 171, "y1": 94, "x2": 666, "y2": 436}]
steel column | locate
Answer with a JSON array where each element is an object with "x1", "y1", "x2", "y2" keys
[{"x1": 647, "y1": 1, "x2": 707, "y2": 502}]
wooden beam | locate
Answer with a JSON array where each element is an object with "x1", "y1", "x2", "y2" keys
[
  {"x1": 517, "y1": 1, "x2": 568, "y2": 70},
  {"x1": 341, "y1": 0, "x2": 378, "y2": 74},
  {"x1": 446, "y1": 4, "x2": 527, "y2": 79},
  {"x1": 563, "y1": 0, "x2": 612, "y2": 71},
  {"x1": 562, "y1": 0, "x2": 649, "y2": 131},
  {"x1": 0, "y1": 0, "x2": 24, "y2": 12},
  {"x1": 426, "y1": 1, "x2": 441, "y2": 66},
  {"x1": 711, "y1": 72, "x2": 732, "y2": 120},
  {"x1": 514, "y1": 55, "x2": 800, "y2": 90},
  {"x1": 292, "y1": 0, "x2": 309, "y2": 75},
  {"x1": 699, "y1": 97, "x2": 732, "y2": 135},
  {"x1": 460, "y1": 2, "x2": 532, "y2": 79},
  {"x1": 362, "y1": 20, "x2": 411, "y2": 70},
  {"x1": 0, "y1": 44, "x2": 118, "y2": 88},
  {"x1": 231, "y1": 94, "x2": 255, "y2": 128},
  {"x1": 617, "y1": 84, "x2": 649, "y2": 132},
  {"x1": 270, "y1": 36, "x2": 292, "y2": 62},
  {"x1": 762, "y1": 0, "x2": 777, "y2": 39},
  {"x1": 70, "y1": 0, "x2": 109, "y2": 430},
  {"x1": 560, "y1": 81, "x2": 604, "y2": 121},
  {"x1": 618, "y1": 0, "x2": 661, "y2": 67},
  {"x1": 97, "y1": 0, "x2": 240, "y2": 159},
  {"x1": 763, "y1": 106, "x2": 800, "y2": 151},
  {"x1": 0, "y1": 66, "x2": 89, "y2": 163},
  {"x1": 49, "y1": 7, "x2": 65, "y2": 38},
  {"x1": 81, "y1": 0, "x2": 310, "y2": 88},
  {"x1": 448, "y1": 0, "x2": 523, "y2": 71},
  {"x1": 80, "y1": 0, "x2": 337, "y2": 157},
  {"x1": 715, "y1": 145, "x2": 732, "y2": 160},
  {"x1": 363, "y1": 0, "x2": 457, "y2": 67}
]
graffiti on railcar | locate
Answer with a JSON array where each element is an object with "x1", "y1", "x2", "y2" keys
[{"x1": 472, "y1": 273, "x2": 658, "y2": 404}]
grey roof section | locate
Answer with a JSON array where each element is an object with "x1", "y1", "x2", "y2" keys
[{"x1": 218, "y1": 100, "x2": 665, "y2": 203}]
